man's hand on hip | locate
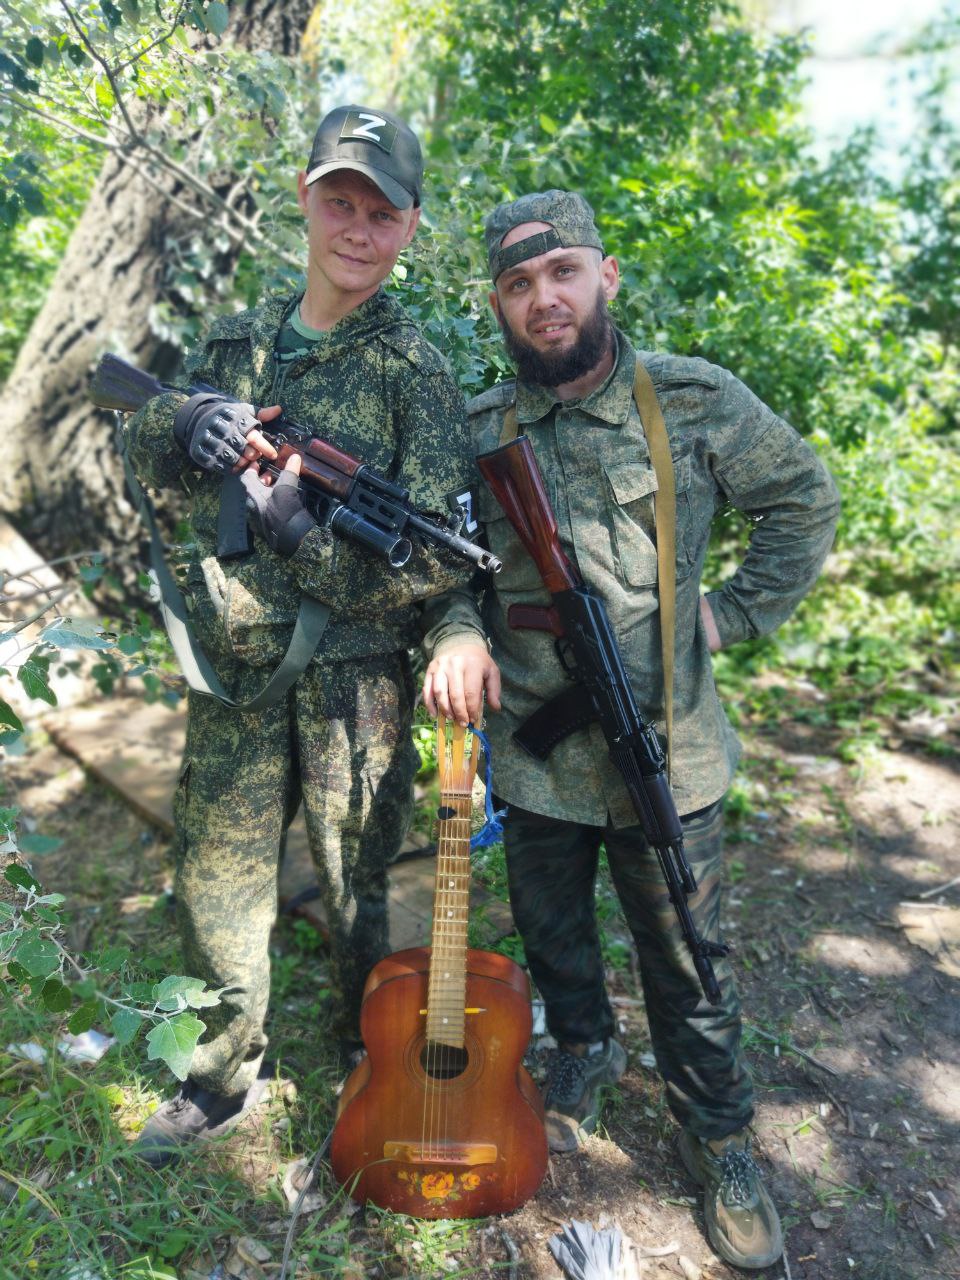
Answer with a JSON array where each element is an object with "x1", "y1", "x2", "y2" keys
[{"x1": 423, "y1": 642, "x2": 501, "y2": 728}]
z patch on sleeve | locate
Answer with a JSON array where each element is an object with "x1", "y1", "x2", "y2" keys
[{"x1": 446, "y1": 485, "x2": 479, "y2": 538}]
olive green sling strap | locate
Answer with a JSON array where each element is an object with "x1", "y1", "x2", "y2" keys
[
  {"x1": 499, "y1": 357, "x2": 676, "y2": 771},
  {"x1": 118, "y1": 426, "x2": 330, "y2": 713}
]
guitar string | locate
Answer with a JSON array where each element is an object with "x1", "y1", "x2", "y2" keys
[
  {"x1": 421, "y1": 728, "x2": 475, "y2": 1163},
  {"x1": 429, "y1": 795, "x2": 468, "y2": 1158}
]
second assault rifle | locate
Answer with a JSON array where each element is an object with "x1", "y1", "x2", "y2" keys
[
  {"x1": 90, "y1": 353, "x2": 502, "y2": 575},
  {"x1": 477, "y1": 434, "x2": 728, "y2": 1006}
]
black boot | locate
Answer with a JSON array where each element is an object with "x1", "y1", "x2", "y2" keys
[{"x1": 132, "y1": 1062, "x2": 273, "y2": 1169}]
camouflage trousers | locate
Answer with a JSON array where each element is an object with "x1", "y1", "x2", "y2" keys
[
  {"x1": 502, "y1": 798, "x2": 754, "y2": 1141},
  {"x1": 173, "y1": 651, "x2": 419, "y2": 1097}
]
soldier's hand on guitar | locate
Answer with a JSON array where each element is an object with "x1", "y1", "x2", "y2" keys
[{"x1": 422, "y1": 642, "x2": 501, "y2": 727}]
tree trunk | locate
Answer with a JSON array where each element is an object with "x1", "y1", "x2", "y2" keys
[{"x1": 0, "y1": 0, "x2": 315, "y2": 563}]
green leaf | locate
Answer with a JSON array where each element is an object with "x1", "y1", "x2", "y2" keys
[
  {"x1": 0, "y1": 700, "x2": 24, "y2": 732},
  {"x1": 41, "y1": 978, "x2": 73, "y2": 1012},
  {"x1": 24, "y1": 38, "x2": 44, "y2": 67},
  {"x1": 145, "y1": 1012, "x2": 205, "y2": 1081},
  {"x1": 158, "y1": 1229, "x2": 191, "y2": 1259},
  {"x1": 68, "y1": 1000, "x2": 101, "y2": 1035},
  {"x1": 152, "y1": 974, "x2": 196, "y2": 1010},
  {"x1": 116, "y1": 634, "x2": 141, "y2": 656},
  {"x1": 6, "y1": 960, "x2": 30, "y2": 983},
  {"x1": 0, "y1": 901, "x2": 16, "y2": 921},
  {"x1": 206, "y1": 1, "x2": 229, "y2": 36},
  {"x1": 152, "y1": 974, "x2": 222, "y2": 1011},
  {"x1": 18, "y1": 660, "x2": 56, "y2": 706},
  {"x1": 19, "y1": 834, "x2": 63, "y2": 857},
  {"x1": 5, "y1": 863, "x2": 40, "y2": 892},
  {"x1": 539, "y1": 113, "x2": 558, "y2": 135},
  {"x1": 110, "y1": 1006, "x2": 142, "y2": 1045},
  {"x1": 0, "y1": 51, "x2": 38, "y2": 92},
  {"x1": 14, "y1": 933, "x2": 60, "y2": 978},
  {"x1": 99, "y1": 946, "x2": 130, "y2": 973},
  {"x1": 100, "y1": 0, "x2": 123, "y2": 27},
  {"x1": 0, "y1": 729, "x2": 25, "y2": 753},
  {"x1": 39, "y1": 620, "x2": 112, "y2": 651},
  {"x1": 185, "y1": 985, "x2": 224, "y2": 1008}
]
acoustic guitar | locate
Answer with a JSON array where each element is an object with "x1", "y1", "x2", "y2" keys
[{"x1": 330, "y1": 718, "x2": 547, "y2": 1217}]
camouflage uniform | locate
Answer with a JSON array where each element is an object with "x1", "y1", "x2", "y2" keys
[
  {"x1": 127, "y1": 288, "x2": 478, "y2": 1095},
  {"x1": 457, "y1": 328, "x2": 841, "y2": 1138}
]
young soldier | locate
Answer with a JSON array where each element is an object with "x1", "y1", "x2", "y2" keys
[
  {"x1": 127, "y1": 105, "x2": 482, "y2": 1166},
  {"x1": 425, "y1": 190, "x2": 841, "y2": 1269}
]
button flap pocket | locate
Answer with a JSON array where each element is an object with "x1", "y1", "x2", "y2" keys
[{"x1": 606, "y1": 461, "x2": 658, "y2": 505}]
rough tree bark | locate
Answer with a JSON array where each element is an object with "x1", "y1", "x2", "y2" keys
[{"x1": 0, "y1": 0, "x2": 315, "y2": 561}]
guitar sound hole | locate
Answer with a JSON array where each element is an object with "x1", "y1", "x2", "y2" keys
[{"x1": 420, "y1": 1042, "x2": 469, "y2": 1080}]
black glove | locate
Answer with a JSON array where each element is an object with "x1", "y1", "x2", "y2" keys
[
  {"x1": 240, "y1": 468, "x2": 317, "y2": 556},
  {"x1": 173, "y1": 393, "x2": 260, "y2": 474}
]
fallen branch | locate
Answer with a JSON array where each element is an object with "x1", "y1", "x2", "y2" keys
[
  {"x1": 917, "y1": 875, "x2": 960, "y2": 900},
  {"x1": 747, "y1": 1025, "x2": 839, "y2": 1077},
  {"x1": 635, "y1": 1241, "x2": 679, "y2": 1258}
]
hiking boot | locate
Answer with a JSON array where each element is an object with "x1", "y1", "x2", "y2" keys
[
  {"x1": 679, "y1": 1127, "x2": 784, "y2": 1270},
  {"x1": 132, "y1": 1062, "x2": 273, "y2": 1170},
  {"x1": 543, "y1": 1038, "x2": 628, "y2": 1154}
]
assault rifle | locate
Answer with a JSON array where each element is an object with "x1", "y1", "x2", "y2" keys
[
  {"x1": 477, "y1": 434, "x2": 728, "y2": 1006},
  {"x1": 90, "y1": 354, "x2": 501, "y2": 575}
]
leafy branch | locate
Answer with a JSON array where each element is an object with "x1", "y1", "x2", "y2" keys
[
  {"x1": 0, "y1": 553, "x2": 214, "y2": 1079},
  {"x1": 1, "y1": 1, "x2": 302, "y2": 266},
  {"x1": 2, "y1": 855, "x2": 220, "y2": 1079}
]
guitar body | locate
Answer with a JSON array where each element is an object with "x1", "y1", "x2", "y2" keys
[{"x1": 331, "y1": 946, "x2": 547, "y2": 1218}]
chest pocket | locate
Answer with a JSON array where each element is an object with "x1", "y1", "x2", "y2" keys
[
  {"x1": 604, "y1": 453, "x2": 694, "y2": 587},
  {"x1": 476, "y1": 482, "x2": 546, "y2": 594}
]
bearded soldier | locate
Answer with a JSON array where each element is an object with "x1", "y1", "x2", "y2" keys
[{"x1": 425, "y1": 190, "x2": 840, "y2": 1270}]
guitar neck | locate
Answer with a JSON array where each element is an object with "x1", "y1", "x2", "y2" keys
[{"x1": 426, "y1": 722, "x2": 476, "y2": 1047}]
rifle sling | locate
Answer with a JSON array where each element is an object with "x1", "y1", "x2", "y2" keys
[
  {"x1": 118, "y1": 420, "x2": 329, "y2": 711},
  {"x1": 499, "y1": 357, "x2": 676, "y2": 774}
]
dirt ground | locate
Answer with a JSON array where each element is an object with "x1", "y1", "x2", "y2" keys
[{"x1": 3, "y1": 692, "x2": 958, "y2": 1280}]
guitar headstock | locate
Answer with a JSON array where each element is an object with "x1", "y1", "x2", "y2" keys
[{"x1": 437, "y1": 718, "x2": 481, "y2": 800}]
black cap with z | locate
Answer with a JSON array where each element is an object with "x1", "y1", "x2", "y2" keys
[{"x1": 305, "y1": 105, "x2": 423, "y2": 209}]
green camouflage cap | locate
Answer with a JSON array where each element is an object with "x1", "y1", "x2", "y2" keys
[
  {"x1": 485, "y1": 190, "x2": 604, "y2": 282},
  {"x1": 305, "y1": 104, "x2": 423, "y2": 209}
]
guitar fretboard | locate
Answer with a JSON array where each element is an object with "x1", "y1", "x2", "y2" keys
[{"x1": 425, "y1": 723, "x2": 477, "y2": 1047}]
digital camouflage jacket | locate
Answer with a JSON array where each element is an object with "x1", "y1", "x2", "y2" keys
[
  {"x1": 457, "y1": 330, "x2": 841, "y2": 825},
  {"x1": 125, "y1": 289, "x2": 481, "y2": 674}
]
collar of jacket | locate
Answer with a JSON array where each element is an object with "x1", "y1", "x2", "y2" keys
[
  {"x1": 515, "y1": 328, "x2": 638, "y2": 428},
  {"x1": 246, "y1": 287, "x2": 408, "y2": 380}
]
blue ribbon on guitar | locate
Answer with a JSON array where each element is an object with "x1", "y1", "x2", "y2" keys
[{"x1": 467, "y1": 724, "x2": 508, "y2": 849}]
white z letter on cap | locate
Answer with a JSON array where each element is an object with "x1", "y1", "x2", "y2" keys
[{"x1": 352, "y1": 112, "x2": 387, "y2": 142}]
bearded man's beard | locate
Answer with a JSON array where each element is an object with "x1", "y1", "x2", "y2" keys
[{"x1": 500, "y1": 289, "x2": 614, "y2": 388}]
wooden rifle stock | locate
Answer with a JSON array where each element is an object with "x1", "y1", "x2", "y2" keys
[{"x1": 476, "y1": 437, "x2": 578, "y2": 593}]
